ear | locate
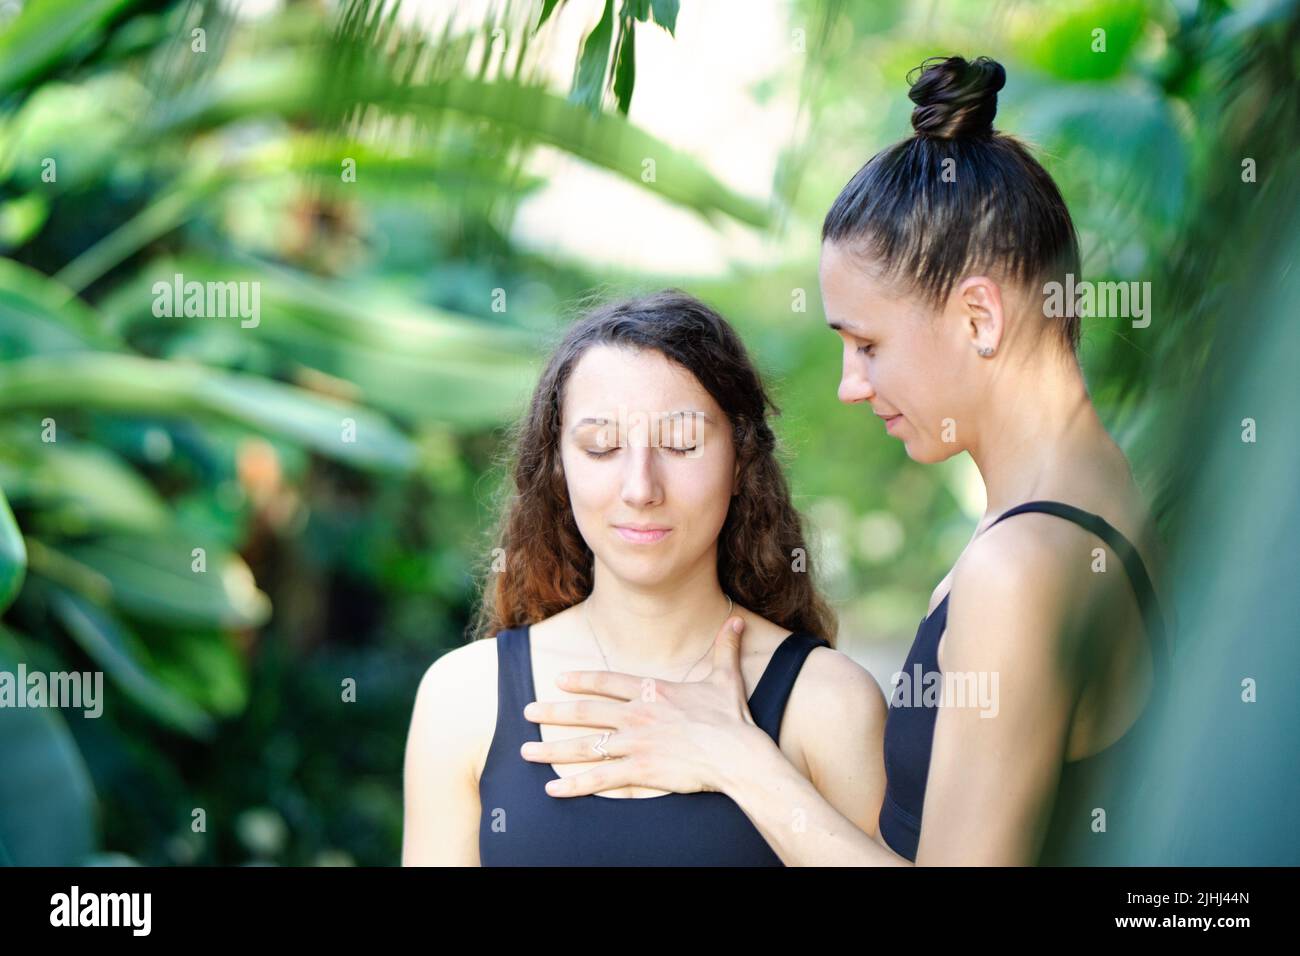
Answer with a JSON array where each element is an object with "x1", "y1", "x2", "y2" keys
[{"x1": 955, "y1": 276, "x2": 1005, "y2": 356}]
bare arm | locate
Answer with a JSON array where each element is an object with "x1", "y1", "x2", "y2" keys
[
  {"x1": 750, "y1": 647, "x2": 891, "y2": 850},
  {"x1": 401, "y1": 642, "x2": 494, "y2": 866},
  {"x1": 721, "y1": 727, "x2": 908, "y2": 865},
  {"x1": 912, "y1": 522, "x2": 1080, "y2": 864},
  {"x1": 524, "y1": 530, "x2": 1082, "y2": 865}
]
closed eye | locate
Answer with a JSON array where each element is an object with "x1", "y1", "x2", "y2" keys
[
  {"x1": 856, "y1": 344, "x2": 874, "y2": 356},
  {"x1": 584, "y1": 445, "x2": 697, "y2": 459}
]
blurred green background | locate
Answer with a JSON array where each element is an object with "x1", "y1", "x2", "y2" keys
[{"x1": 1, "y1": 0, "x2": 1296, "y2": 866}]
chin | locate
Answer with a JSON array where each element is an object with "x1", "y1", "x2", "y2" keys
[
  {"x1": 600, "y1": 554, "x2": 679, "y2": 589},
  {"x1": 904, "y1": 439, "x2": 962, "y2": 465}
]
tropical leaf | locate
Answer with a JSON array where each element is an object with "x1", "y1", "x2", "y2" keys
[
  {"x1": 38, "y1": 535, "x2": 269, "y2": 630},
  {"x1": 0, "y1": 441, "x2": 170, "y2": 536},
  {"x1": 612, "y1": 14, "x2": 636, "y2": 115},
  {"x1": 1020, "y1": 82, "x2": 1189, "y2": 233},
  {"x1": 50, "y1": 589, "x2": 216, "y2": 738},
  {"x1": 0, "y1": 352, "x2": 417, "y2": 471},
  {"x1": 0, "y1": 626, "x2": 97, "y2": 866},
  {"x1": 0, "y1": 256, "x2": 104, "y2": 351},
  {"x1": 52, "y1": 168, "x2": 232, "y2": 297},
  {"x1": 1010, "y1": 0, "x2": 1147, "y2": 82},
  {"x1": 537, "y1": 0, "x2": 566, "y2": 31},
  {"x1": 0, "y1": 484, "x2": 25, "y2": 612},
  {"x1": 571, "y1": 0, "x2": 615, "y2": 113},
  {"x1": 141, "y1": 57, "x2": 771, "y2": 227},
  {"x1": 136, "y1": 625, "x2": 248, "y2": 717},
  {"x1": 649, "y1": 0, "x2": 679, "y2": 35},
  {"x1": 95, "y1": 256, "x2": 541, "y2": 427},
  {"x1": 0, "y1": 0, "x2": 145, "y2": 99}
]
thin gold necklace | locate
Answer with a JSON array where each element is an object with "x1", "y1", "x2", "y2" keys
[{"x1": 581, "y1": 594, "x2": 735, "y2": 682}]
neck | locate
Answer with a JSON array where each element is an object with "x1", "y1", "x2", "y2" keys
[
  {"x1": 965, "y1": 349, "x2": 1109, "y2": 519},
  {"x1": 582, "y1": 549, "x2": 732, "y2": 672}
]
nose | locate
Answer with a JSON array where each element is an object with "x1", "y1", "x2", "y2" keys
[
  {"x1": 620, "y1": 444, "x2": 664, "y2": 509},
  {"x1": 838, "y1": 348, "x2": 876, "y2": 405}
]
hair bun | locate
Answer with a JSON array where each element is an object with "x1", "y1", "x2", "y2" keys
[{"x1": 907, "y1": 55, "x2": 1005, "y2": 139}]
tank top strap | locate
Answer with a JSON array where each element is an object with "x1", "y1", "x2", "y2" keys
[
  {"x1": 987, "y1": 500, "x2": 1171, "y2": 681},
  {"x1": 746, "y1": 632, "x2": 830, "y2": 742},
  {"x1": 492, "y1": 627, "x2": 534, "y2": 738}
]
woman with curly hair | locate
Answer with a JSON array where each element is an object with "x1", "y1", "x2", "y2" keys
[{"x1": 402, "y1": 289, "x2": 887, "y2": 866}]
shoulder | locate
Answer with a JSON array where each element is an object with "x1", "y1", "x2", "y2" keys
[
  {"x1": 408, "y1": 635, "x2": 502, "y2": 780},
  {"x1": 416, "y1": 634, "x2": 500, "y2": 703},
  {"x1": 782, "y1": 641, "x2": 888, "y2": 761},
  {"x1": 730, "y1": 608, "x2": 886, "y2": 733},
  {"x1": 791, "y1": 643, "x2": 888, "y2": 722},
  {"x1": 735, "y1": 608, "x2": 885, "y2": 718},
  {"x1": 958, "y1": 514, "x2": 1099, "y2": 609},
  {"x1": 944, "y1": 515, "x2": 1093, "y2": 676}
]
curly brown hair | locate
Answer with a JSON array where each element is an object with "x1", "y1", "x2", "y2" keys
[{"x1": 468, "y1": 289, "x2": 837, "y2": 646}]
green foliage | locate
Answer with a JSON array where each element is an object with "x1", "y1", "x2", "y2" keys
[
  {"x1": 0, "y1": 626, "x2": 97, "y2": 865},
  {"x1": 0, "y1": 489, "x2": 25, "y2": 613},
  {"x1": 0, "y1": 0, "x2": 773, "y2": 865},
  {"x1": 0, "y1": 0, "x2": 143, "y2": 98},
  {"x1": 571, "y1": 0, "x2": 615, "y2": 112},
  {"x1": 539, "y1": 0, "x2": 679, "y2": 115},
  {"x1": 1011, "y1": 0, "x2": 1149, "y2": 81},
  {"x1": 0, "y1": 0, "x2": 1294, "y2": 866}
]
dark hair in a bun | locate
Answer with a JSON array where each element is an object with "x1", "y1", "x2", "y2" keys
[
  {"x1": 823, "y1": 55, "x2": 1082, "y2": 350},
  {"x1": 908, "y1": 55, "x2": 1006, "y2": 139}
]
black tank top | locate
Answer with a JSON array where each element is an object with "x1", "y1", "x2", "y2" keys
[
  {"x1": 878, "y1": 500, "x2": 1172, "y2": 863},
  {"x1": 479, "y1": 623, "x2": 829, "y2": 866}
]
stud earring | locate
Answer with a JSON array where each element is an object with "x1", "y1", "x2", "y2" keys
[{"x1": 977, "y1": 345, "x2": 995, "y2": 357}]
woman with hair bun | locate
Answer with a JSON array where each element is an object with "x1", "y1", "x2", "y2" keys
[{"x1": 521, "y1": 56, "x2": 1171, "y2": 866}]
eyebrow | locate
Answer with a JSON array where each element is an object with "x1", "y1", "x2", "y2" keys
[
  {"x1": 827, "y1": 319, "x2": 864, "y2": 334},
  {"x1": 569, "y1": 411, "x2": 713, "y2": 435}
]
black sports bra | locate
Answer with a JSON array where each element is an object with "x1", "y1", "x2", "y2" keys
[
  {"x1": 478, "y1": 624, "x2": 830, "y2": 866},
  {"x1": 878, "y1": 500, "x2": 1171, "y2": 863}
]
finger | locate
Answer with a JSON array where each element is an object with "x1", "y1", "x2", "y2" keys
[
  {"x1": 520, "y1": 731, "x2": 633, "y2": 765},
  {"x1": 710, "y1": 614, "x2": 745, "y2": 678},
  {"x1": 543, "y1": 761, "x2": 639, "y2": 798},
  {"x1": 523, "y1": 698, "x2": 626, "y2": 729},
  {"x1": 554, "y1": 669, "x2": 643, "y2": 700}
]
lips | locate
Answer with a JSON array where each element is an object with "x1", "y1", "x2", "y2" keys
[
  {"x1": 613, "y1": 525, "x2": 672, "y2": 544},
  {"x1": 876, "y1": 412, "x2": 904, "y2": 434}
]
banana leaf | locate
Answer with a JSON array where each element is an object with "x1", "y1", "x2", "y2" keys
[
  {"x1": 142, "y1": 55, "x2": 771, "y2": 228},
  {"x1": 0, "y1": 352, "x2": 417, "y2": 471}
]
